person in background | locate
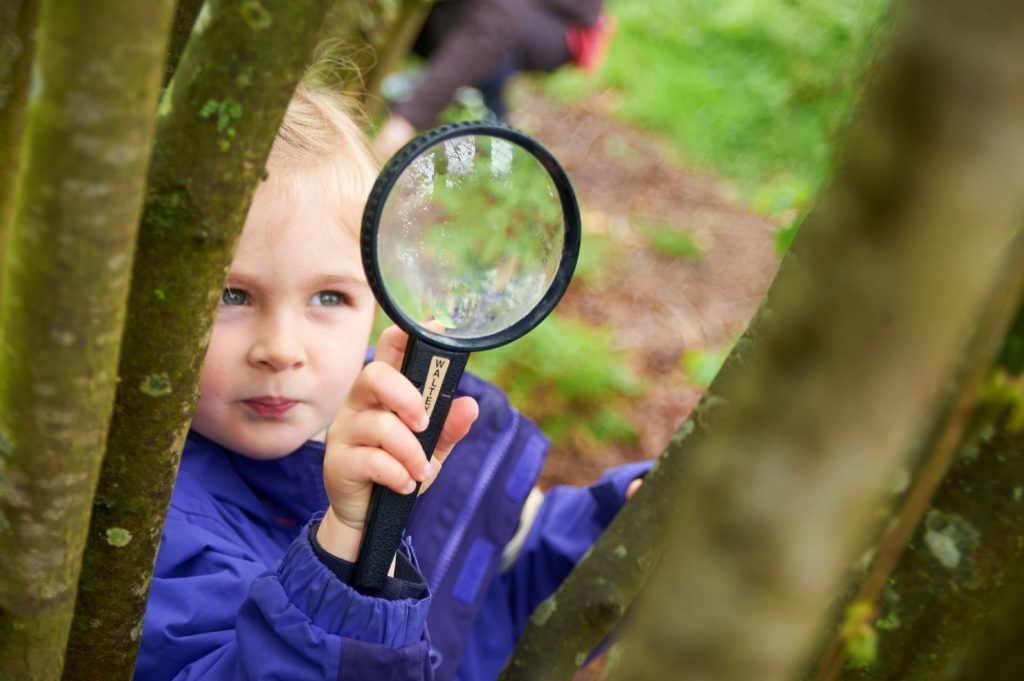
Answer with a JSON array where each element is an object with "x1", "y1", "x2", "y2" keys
[{"x1": 376, "y1": 0, "x2": 615, "y2": 157}]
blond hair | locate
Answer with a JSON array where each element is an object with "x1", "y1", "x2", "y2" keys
[{"x1": 266, "y1": 82, "x2": 378, "y2": 238}]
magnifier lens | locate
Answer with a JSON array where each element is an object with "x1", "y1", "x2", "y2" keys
[
  {"x1": 376, "y1": 134, "x2": 565, "y2": 340},
  {"x1": 356, "y1": 124, "x2": 579, "y2": 592}
]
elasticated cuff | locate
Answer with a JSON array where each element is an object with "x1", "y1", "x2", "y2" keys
[
  {"x1": 278, "y1": 516, "x2": 431, "y2": 648},
  {"x1": 308, "y1": 519, "x2": 428, "y2": 601}
]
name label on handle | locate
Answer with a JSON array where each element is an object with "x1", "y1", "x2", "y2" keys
[{"x1": 422, "y1": 356, "x2": 450, "y2": 418}]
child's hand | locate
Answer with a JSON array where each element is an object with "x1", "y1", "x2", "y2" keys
[
  {"x1": 626, "y1": 478, "x2": 643, "y2": 500},
  {"x1": 317, "y1": 325, "x2": 479, "y2": 561}
]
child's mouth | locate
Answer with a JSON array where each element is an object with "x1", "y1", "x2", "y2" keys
[{"x1": 243, "y1": 397, "x2": 299, "y2": 418}]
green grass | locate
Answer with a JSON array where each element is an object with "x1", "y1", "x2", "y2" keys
[
  {"x1": 544, "y1": 0, "x2": 890, "y2": 199},
  {"x1": 640, "y1": 219, "x2": 704, "y2": 261}
]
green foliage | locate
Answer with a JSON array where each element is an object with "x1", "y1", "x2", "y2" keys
[
  {"x1": 841, "y1": 600, "x2": 879, "y2": 669},
  {"x1": 544, "y1": 0, "x2": 889, "y2": 195},
  {"x1": 752, "y1": 175, "x2": 814, "y2": 255},
  {"x1": 468, "y1": 313, "x2": 641, "y2": 448},
  {"x1": 977, "y1": 370, "x2": 1024, "y2": 433},
  {"x1": 681, "y1": 347, "x2": 728, "y2": 387},
  {"x1": 641, "y1": 219, "x2": 703, "y2": 261},
  {"x1": 572, "y1": 231, "x2": 619, "y2": 286}
]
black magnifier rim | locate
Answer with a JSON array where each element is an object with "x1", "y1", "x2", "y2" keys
[{"x1": 361, "y1": 120, "x2": 581, "y2": 353}]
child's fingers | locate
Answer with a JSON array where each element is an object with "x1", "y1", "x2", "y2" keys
[
  {"x1": 626, "y1": 478, "x2": 643, "y2": 500},
  {"x1": 346, "y1": 445, "x2": 420, "y2": 495},
  {"x1": 374, "y1": 326, "x2": 411, "y2": 371},
  {"x1": 431, "y1": 396, "x2": 479, "y2": 463},
  {"x1": 417, "y1": 397, "x2": 478, "y2": 495},
  {"x1": 346, "y1": 361, "x2": 428, "y2": 432},
  {"x1": 374, "y1": 322, "x2": 447, "y2": 371},
  {"x1": 344, "y1": 410, "x2": 430, "y2": 482}
]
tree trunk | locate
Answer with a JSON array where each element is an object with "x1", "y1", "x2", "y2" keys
[
  {"x1": 603, "y1": 1, "x2": 1024, "y2": 679},
  {"x1": 0, "y1": 2, "x2": 175, "y2": 678},
  {"x1": 805, "y1": 240, "x2": 1024, "y2": 680},
  {"x1": 505, "y1": 0, "x2": 1024, "y2": 679},
  {"x1": 815, "y1": 301, "x2": 1024, "y2": 680},
  {"x1": 0, "y1": 0, "x2": 40, "y2": 302},
  {"x1": 61, "y1": 2, "x2": 331, "y2": 678}
]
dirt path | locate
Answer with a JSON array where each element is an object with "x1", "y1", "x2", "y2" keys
[{"x1": 512, "y1": 90, "x2": 782, "y2": 487}]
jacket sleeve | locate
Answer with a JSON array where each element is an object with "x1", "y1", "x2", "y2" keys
[
  {"x1": 500, "y1": 460, "x2": 651, "y2": 632},
  {"x1": 135, "y1": 512, "x2": 433, "y2": 681}
]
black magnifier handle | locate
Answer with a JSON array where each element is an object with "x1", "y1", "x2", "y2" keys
[{"x1": 354, "y1": 336, "x2": 469, "y2": 592}]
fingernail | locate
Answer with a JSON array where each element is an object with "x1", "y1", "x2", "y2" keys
[
  {"x1": 420, "y1": 462, "x2": 432, "y2": 481},
  {"x1": 403, "y1": 480, "x2": 417, "y2": 495},
  {"x1": 417, "y1": 414, "x2": 430, "y2": 431}
]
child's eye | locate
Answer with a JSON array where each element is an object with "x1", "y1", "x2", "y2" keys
[
  {"x1": 310, "y1": 290, "x2": 348, "y2": 307},
  {"x1": 221, "y1": 288, "x2": 250, "y2": 306}
]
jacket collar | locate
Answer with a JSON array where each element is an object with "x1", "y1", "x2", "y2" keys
[{"x1": 183, "y1": 430, "x2": 330, "y2": 525}]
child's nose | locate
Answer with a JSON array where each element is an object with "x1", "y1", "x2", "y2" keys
[{"x1": 247, "y1": 319, "x2": 306, "y2": 371}]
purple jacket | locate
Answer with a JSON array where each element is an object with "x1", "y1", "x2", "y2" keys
[{"x1": 135, "y1": 372, "x2": 649, "y2": 680}]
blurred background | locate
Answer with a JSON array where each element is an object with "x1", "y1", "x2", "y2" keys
[{"x1": 374, "y1": 0, "x2": 891, "y2": 487}]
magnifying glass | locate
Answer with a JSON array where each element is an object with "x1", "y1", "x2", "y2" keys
[{"x1": 354, "y1": 121, "x2": 581, "y2": 591}]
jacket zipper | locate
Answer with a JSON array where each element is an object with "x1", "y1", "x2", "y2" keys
[{"x1": 430, "y1": 411, "x2": 521, "y2": 594}]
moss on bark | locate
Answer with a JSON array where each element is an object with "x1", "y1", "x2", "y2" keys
[{"x1": 0, "y1": 2, "x2": 175, "y2": 678}]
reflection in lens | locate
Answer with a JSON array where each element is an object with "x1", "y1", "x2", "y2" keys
[{"x1": 376, "y1": 134, "x2": 565, "y2": 340}]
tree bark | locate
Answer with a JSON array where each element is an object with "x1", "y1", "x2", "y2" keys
[
  {"x1": 602, "y1": 1, "x2": 1024, "y2": 679},
  {"x1": 818, "y1": 302, "x2": 1024, "y2": 681},
  {"x1": 806, "y1": 240, "x2": 1024, "y2": 680},
  {"x1": 62, "y1": 2, "x2": 330, "y2": 679},
  {"x1": 504, "y1": 0, "x2": 1024, "y2": 679},
  {"x1": 163, "y1": 0, "x2": 206, "y2": 86},
  {"x1": 0, "y1": 0, "x2": 40, "y2": 302},
  {"x1": 0, "y1": 2, "x2": 175, "y2": 679}
]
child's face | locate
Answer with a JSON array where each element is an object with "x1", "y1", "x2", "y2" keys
[{"x1": 191, "y1": 175, "x2": 376, "y2": 459}]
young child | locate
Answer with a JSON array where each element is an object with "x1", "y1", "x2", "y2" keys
[{"x1": 135, "y1": 82, "x2": 647, "y2": 681}]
